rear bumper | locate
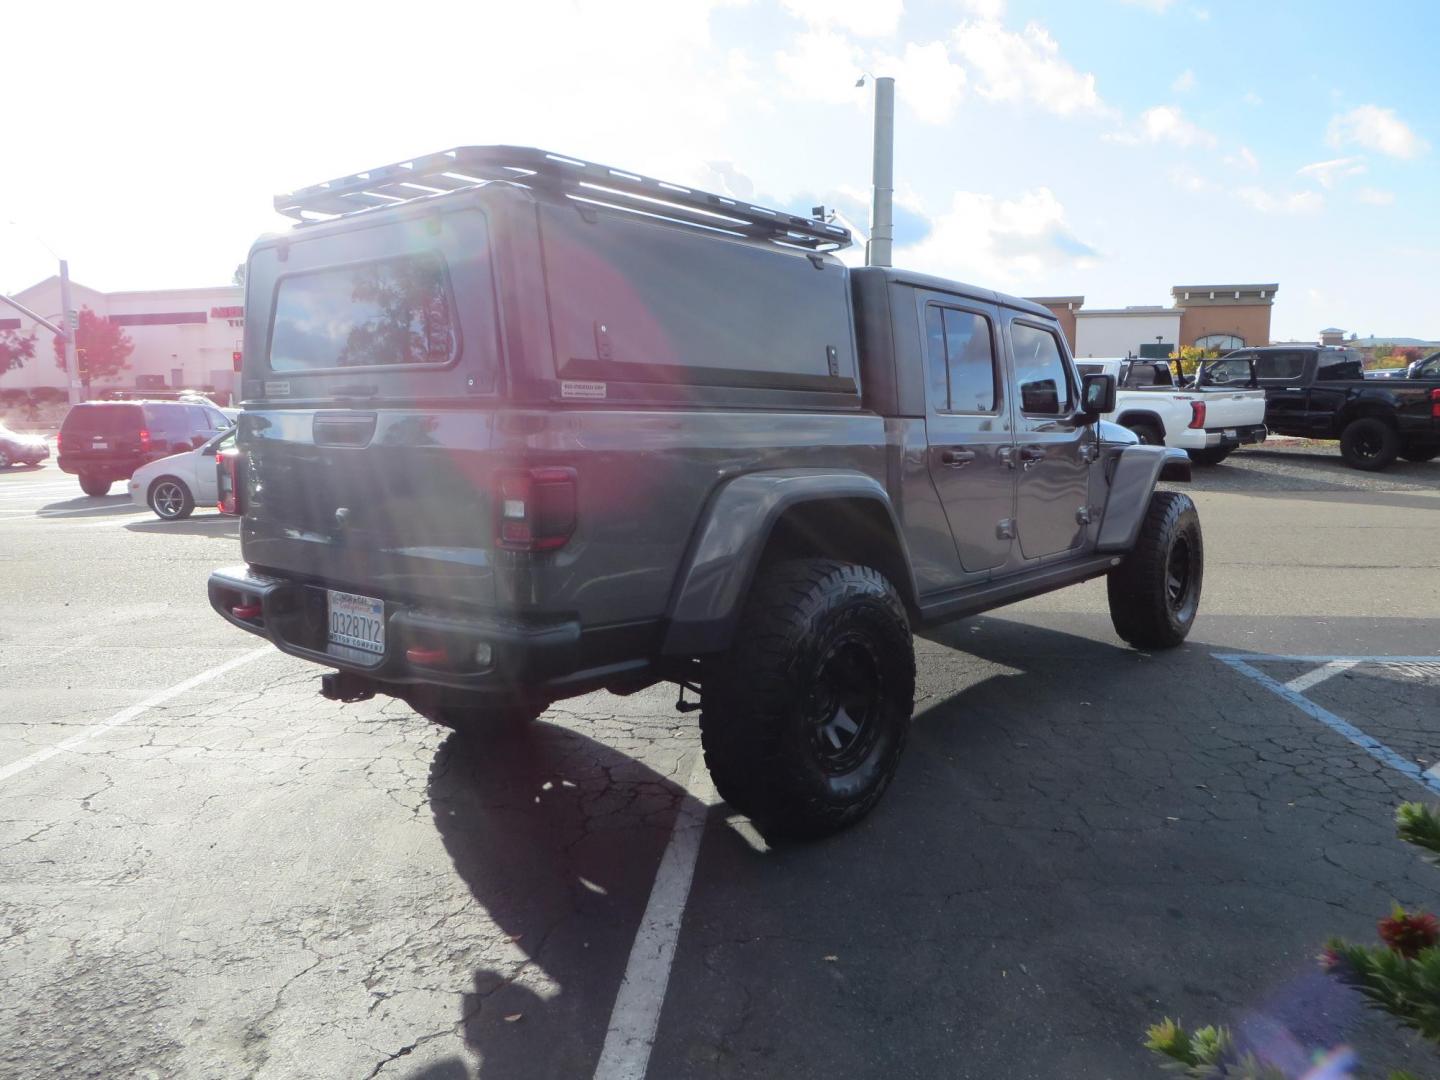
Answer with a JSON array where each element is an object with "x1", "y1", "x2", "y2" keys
[
  {"x1": 57, "y1": 454, "x2": 139, "y2": 478},
  {"x1": 1203, "y1": 423, "x2": 1267, "y2": 449},
  {"x1": 208, "y1": 565, "x2": 652, "y2": 700}
]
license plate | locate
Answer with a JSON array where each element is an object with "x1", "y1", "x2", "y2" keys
[
  {"x1": 1223, "y1": 429, "x2": 1237, "y2": 439},
  {"x1": 327, "y1": 590, "x2": 385, "y2": 655},
  {"x1": 92, "y1": 439, "x2": 109, "y2": 449}
]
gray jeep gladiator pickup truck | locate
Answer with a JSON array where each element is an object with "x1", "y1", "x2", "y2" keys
[{"x1": 210, "y1": 147, "x2": 1200, "y2": 838}]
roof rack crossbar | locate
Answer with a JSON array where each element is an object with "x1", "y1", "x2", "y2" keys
[{"x1": 273, "y1": 146, "x2": 852, "y2": 250}]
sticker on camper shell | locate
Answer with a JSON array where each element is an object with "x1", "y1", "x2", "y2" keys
[
  {"x1": 264, "y1": 380, "x2": 291, "y2": 397},
  {"x1": 561, "y1": 380, "x2": 607, "y2": 400}
]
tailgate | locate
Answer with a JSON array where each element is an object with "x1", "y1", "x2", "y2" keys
[
  {"x1": 1195, "y1": 389, "x2": 1266, "y2": 428},
  {"x1": 239, "y1": 409, "x2": 500, "y2": 610}
]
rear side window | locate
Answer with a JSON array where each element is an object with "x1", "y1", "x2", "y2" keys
[
  {"x1": 924, "y1": 305, "x2": 997, "y2": 413},
  {"x1": 1255, "y1": 351, "x2": 1307, "y2": 381},
  {"x1": 61, "y1": 404, "x2": 142, "y2": 437},
  {"x1": 1010, "y1": 322, "x2": 1072, "y2": 415},
  {"x1": 269, "y1": 254, "x2": 456, "y2": 372}
]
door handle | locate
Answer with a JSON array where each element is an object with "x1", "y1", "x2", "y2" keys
[
  {"x1": 1018, "y1": 445, "x2": 1045, "y2": 468},
  {"x1": 940, "y1": 448, "x2": 977, "y2": 467}
]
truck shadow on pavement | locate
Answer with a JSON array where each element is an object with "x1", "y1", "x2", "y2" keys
[
  {"x1": 419, "y1": 714, "x2": 691, "y2": 1079},
  {"x1": 409, "y1": 617, "x2": 1431, "y2": 1079},
  {"x1": 124, "y1": 515, "x2": 238, "y2": 537}
]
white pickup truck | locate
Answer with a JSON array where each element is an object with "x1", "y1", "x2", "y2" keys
[{"x1": 1075, "y1": 358, "x2": 1268, "y2": 465}]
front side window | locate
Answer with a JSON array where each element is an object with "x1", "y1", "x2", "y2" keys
[
  {"x1": 269, "y1": 254, "x2": 456, "y2": 371},
  {"x1": 1254, "y1": 351, "x2": 1307, "y2": 381},
  {"x1": 1011, "y1": 322, "x2": 1072, "y2": 415}
]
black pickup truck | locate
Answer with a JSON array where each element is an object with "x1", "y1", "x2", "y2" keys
[{"x1": 1203, "y1": 346, "x2": 1440, "y2": 469}]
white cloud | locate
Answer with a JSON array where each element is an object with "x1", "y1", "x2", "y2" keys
[
  {"x1": 1169, "y1": 167, "x2": 1213, "y2": 193},
  {"x1": 1117, "y1": 0, "x2": 1176, "y2": 10},
  {"x1": 774, "y1": 31, "x2": 866, "y2": 104},
  {"x1": 1235, "y1": 187, "x2": 1324, "y2": 215},
  {"x1": 1171, "y1": 69, "x2": 1195, "y2": 93},
  {"x1": 1223, "y1": 146, "x2": 1259, "y2": 172},
  {"x1": 1107, "y1": 105, "x2": 1217, "y2": 148},
  {"x1": 1327, "y1": 105, "x2": 1428, "y2": 160},
  {"x1": 1297, "y1": 156, "x2": 1367, "y2": 189},
  {"x1": 956, "y1": 0, "x2": 1007, "y2": 16},
  {"x1": 897, "y1": 187, "x2": 1098, "y2": 285},
  {"x1": 1242, "y1": 91, "x2": 1263, "y2": 107},
  {"x1": 877, "y1": 41, "x2": 968, "y2": 124},
  {"x1": 1191, "y1": 7, "x2": 1211, "y2": 20},
  {"x1": 951, "y1": 19, "x2": 1106, "y2": 116},
  {"x1": 1356, "y1": 187, "x2": 1396, "y2": 206},
  {"x1": 780, "y1": 0, "x2": 904, "y2": 38}
]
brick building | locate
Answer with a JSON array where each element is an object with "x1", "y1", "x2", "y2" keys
[{"x1": 1030, "y1": 283, "x2": 1279, "y2": 357}]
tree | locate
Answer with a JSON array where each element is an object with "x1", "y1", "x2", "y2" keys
[
  {"x1": 0, "y1": 329, "x2": 37, "y2": 375},
  {"x1": 232, "y1": 263, "x2": 247, "y2": 287},
  {"x1": 51, "y1": 307, "x2": 134, "y2": 384}
]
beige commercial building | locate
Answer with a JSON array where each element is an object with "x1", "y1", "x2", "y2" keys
[
  {"x1": 1030, "y1": 283, "x2": 1279, "y2": 357},
  {"x1": 0, "y1": 277, "x2": 245, "y2": 402}
]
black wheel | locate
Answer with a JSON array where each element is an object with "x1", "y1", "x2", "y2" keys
[
  {"x1": 1128, "y1": 422, "x2": 1164, "y2": 446},
  {"x1": 78, "y1": 473, "x2": 111, "y2": 497},
  {"x1": 1187, "y1": 446, "x2": 1231, "y2": 466},
  {"x1": 700, "y1": 558, "x2": 916, "y2": 841},
  {"x1": 1400, "y1": 446, "x2": 1440, "y2": 463},
  {"x1": 1339, "y1": 417, "x2": 1400, "y2": 471},
  {"x1": 1107, "y1": 491, "x2": 1203, "y2": 650},
  {"x1": 147, "y1": 477, "x2": 195, "y2": 519}
]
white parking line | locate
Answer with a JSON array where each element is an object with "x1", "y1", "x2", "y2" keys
[
  {"x1": 1284, "y1": 660, "x2": 1359, "y2": 693},
  {"x1": 0, "y1": 647, "x2": 271, "y2": 786},
  {"x1": 592, "y1": 753, "x2": 716, "y2": 1080}
]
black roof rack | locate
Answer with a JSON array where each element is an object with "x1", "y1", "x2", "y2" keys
[{"x1": 273, "y1": 146, "x2": 852, "y2": 251}]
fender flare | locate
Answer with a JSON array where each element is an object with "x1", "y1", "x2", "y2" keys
[
  {"x1": 1096, "y1": 445, "x2": 1191, "y2": 552},
  {"x1": 660, "y1": 469, "x2": 915, "y2": 657},
  {"x1": 1114, "y1": 409, "x2": 1167, "y2": 436}
]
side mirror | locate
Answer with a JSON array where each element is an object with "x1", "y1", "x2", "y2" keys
[{"x1": 1081, "y1": 373, "x2": 1116, "y2": 419}]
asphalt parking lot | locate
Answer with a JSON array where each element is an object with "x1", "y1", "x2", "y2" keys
[{"x1": 1, "y1": 445, "x2": 1437, "y2": 1080}]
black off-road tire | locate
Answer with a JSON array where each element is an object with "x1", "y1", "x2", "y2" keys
[
  {"x1": 1107, "y1": 491, "x2": 1203, "y2": 650},
  {"x1": 79, "y1": 472, "x2": 111, "y2": 497},
  {"x1": 148, "y1": 476, "x2": 195, "y2": 519},
  {"x1": 1128, "y1": 422, "x2": 1164, "y2": 446},
  {"x1": 1339, "y1": 417, "x2": 1400, "y2": 471},
  {"x1": 699, "y1": 558, "x2": 916, "y2": 841},
  {"x1": 1187, "y1": 446, "x2": 1231, "y2": 466},
  {"x1": 1400, "y1": 445, "x2": 1440, "y2": 463}
]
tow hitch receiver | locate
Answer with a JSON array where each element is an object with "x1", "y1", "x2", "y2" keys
[{"x1": 320, "y1": 671, "x2": 377, "y2": 704}]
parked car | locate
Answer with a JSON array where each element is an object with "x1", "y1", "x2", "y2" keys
[
  {"x1": 56, "y1": 399, "x2": 233, "y2": 496},
  {"x1": 1074, "y1": 357, "x2": 1267, "y2": 464},
  {"x1": 1209, "y1": 346, "x2": 1440, "y2": 469},
  {"x1": 127, "y1": 427, "x2": 235, "y2": 519},
  {"x1": 0, "y1": 423, "x2": 50, "y2": 468},
  {"x1": 209, "y1": 146, "x2": 1200, "y2": 840}
]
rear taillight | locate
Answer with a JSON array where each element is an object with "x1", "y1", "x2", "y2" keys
[
  {"x1": 494, "y1": 467, "x2": 577, "y2": 552},
  {"x1": 139, "y1": 428, "x2": 151, "y2": 451},
  {"x1": 55, "y1": 432, "x2": 62, "y2": 453},
  {"x1": 1431, "y1": 388, "x2": 1440, "y2": 419},
  {"x1": 217, "y1": 450, "x2": 243, "y2": 515},
  {"x1": 1188, "y1": 401, "x2": 1207, "y2": 429}
]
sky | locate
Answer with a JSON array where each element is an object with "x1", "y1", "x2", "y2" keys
[{"x1": 2, "y1": 0, "x2": 1436, "y2": 341}]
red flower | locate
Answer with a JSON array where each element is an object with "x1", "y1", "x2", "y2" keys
[{"x1": 1378, "y1": 908, "x2": 1440, "y2": 958}]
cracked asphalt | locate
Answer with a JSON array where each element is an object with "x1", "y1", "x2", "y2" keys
[{"x1": 1, "y1": 450, "x2": 1437, "y2": 1080}]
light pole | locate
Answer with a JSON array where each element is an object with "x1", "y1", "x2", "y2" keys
[{"x1": 856, "y1": 74, "x2": 895, "y2": 268}]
